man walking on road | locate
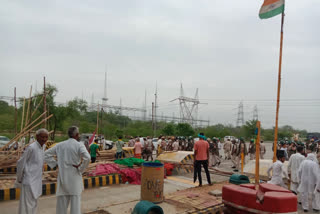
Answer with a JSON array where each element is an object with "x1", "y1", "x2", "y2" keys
[
  {"x1": 248, "y1": 139, "x2": 256, "y2": 160},
  {"x1": 194, "y1": 133, "x2": 212, "y2": 187},
  {"x1": 260, "y1": 140, "x2": 266, "y2": 159},
  {"x1": 16, "y1": 128, "x2": 49, "y2": 214},
  {"x1": 287, "y1": 146, "x2": 305, "y2": 203},
  {"x1": 223, "y1": 139, "x2": 232, "y2": 160},
  {"x1": 297, "y1": 153, "x2": 320, "y2": 212},
  {"x1": 45, "y1": 126, "x2": 90, "y2": 214},
  {"x1": 89, "y1": 138, "x2": 100, "y2": 163}
]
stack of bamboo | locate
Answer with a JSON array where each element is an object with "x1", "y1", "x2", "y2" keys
[{"x1": 97, "y1": 150, "x2": 116, "y2": 162}]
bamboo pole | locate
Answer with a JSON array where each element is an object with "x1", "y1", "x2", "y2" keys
[
  {"x1": 27, "y1": 96, "x2": 44, "y2": 125},
  {"x1": 20, "y1": 98, "x2": 26, "y2": 132},
  {"x1": 273, "y1": 12, "x2": 285, "y2": 163},
  {"x1": 255, "y1": 121, "x2": 261, "y2": 185},
  {"x1": 241, "y1": 153, "x2": 244, "y2": 174},
  {"x1": 0, "y1": 114, "x2": 53, "y2": 160},
  {"x1": 0, "y1": 111, "x2": 48, "y2": 151},
  {"x1": 25, "y1": 86, "x2": 32, "y2": 128}
]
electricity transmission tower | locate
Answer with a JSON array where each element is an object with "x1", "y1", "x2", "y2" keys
[
  {"x1": 253, "y1": 105, "x2": 259, "y2": 121},
  {"x1": 170, "y1": 84, "x2": 207, "y2": 128},
  {"x1": 236, "y1": 101, "x2": 245, "y2": 127}
]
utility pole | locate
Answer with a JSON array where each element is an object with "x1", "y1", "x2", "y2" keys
[
  {"x1": 152, "y1": 102, "x2": 155, "y2": 137},
  {"x1": 144, "y1": 89, "x2": 147, "y2": 121},
  {"x1": 154, "y1": 83, "x2": 158, "y2": 136},
  {"x1": 170, "y1": 84, "x2": 207, "y2": 127},
  {"x1": 236, "y1": 101, "x2": 244, "y2": 127},
  {"x1": 14, "y1": 87, "x2": 17, "y2": 135}
]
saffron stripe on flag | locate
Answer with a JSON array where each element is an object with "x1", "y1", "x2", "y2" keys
[{"x1": 259, "y1": 0, "x2": 284, "y2": 19}]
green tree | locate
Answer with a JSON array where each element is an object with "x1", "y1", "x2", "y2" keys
[
  {"x1": 162, "y1": 123, "x2": 176, "y2": 136},
  {"x1": 243, "y1": 120, "x2": 258, "y2": 139},
  {"x1": 176, "y1": 123, "x2": 194, "y2": 136}
]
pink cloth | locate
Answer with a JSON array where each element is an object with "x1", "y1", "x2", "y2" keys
[
  {"x1": 120, "y1": 168, "x2": 141, "y2": 185},
  {"x1": 88, "y1": 164, "x2": 120, "y2": 176},
  {"x1": 134, "y1": 142, "x2": 142, "y2": 154},
  {"x1": 194, "y1": 139, "x2": 209, "y2": 161}
]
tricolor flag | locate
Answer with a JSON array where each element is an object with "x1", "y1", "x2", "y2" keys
[{"x1": 259, "y1": 0, "x2": 285, "y2": 19}]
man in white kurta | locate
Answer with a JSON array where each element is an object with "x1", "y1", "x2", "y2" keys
[
  {"x1": 297, "y1": 153, "x2": 319, "y2": 212},
  {"x1": 287, "y1": 146, "x2": 305, "y2": 202},
  {"x1": 44, "y1": 126, "x2": 90, "y2": 214},
  {"x1": 16, "y1": 129, "x2": 49, "y2": 214},
  {"x1": 267, "y1": 150, "x2": 288, "y2": 188}
]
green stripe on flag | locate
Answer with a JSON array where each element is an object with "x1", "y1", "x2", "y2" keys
[{"x1": 259, "y1": 4, "x2": 284, "y2": 19}]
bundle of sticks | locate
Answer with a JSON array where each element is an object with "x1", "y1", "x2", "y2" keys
[{"x1": 96, "y1": 150, "x2": 116, "y2": 162}]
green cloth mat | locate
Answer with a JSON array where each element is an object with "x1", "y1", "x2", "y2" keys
[{"x1": 114, "y1": 158, "x2": 160, "y2": 168}]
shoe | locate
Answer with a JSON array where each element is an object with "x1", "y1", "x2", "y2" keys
[
  {"x1": 233, "y1": 169, "x2": 239, "y2": 172},
  {"x1": 313, "y1": 209, "x2": 319, "y2": 212},
  {"x1": 304, "y1": 210, "x2": 308, "y2": 212},
  {"x1": 198, "y1": 184, "x2": 202, "y2": 187},
  {"x1": 218, "y1": 162, "x2": 221, "y2": 166},
  {"x1": 209, "y1": 183, "x2": 213, "y2": 186},
  {"x1": 232, "y1": 166, "x2": 236, "y2": 168}
]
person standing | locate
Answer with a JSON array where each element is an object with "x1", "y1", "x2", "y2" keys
[
  {"x1": 280, "y1": 141, "x2": 289, "y2": 160},
  {"x1": 173, "y1": 138, "x2": 179, "y2": 152},
  {"x1": 223, "y1": 139, "x2": 232, "y2": 160},
  {"x1": 115, "y1": 136, "x2": 125, "y2": 159},
  {"x1": 287, "y1": 146, "x2": 305, "y2": 203},
  {"x1": 44, "y1": 126, "x2": 90, "y2": 214},
  {"x1": 89, "y1": 138, "x2": 100, "y2": 163},
  {"x1": 212, "y1": 138, "x2": 221, "y2": 167},
  {"x1": 128, "y1": 136, "x2": 135, "y2": 147},
  {"x1": 248, "y1": 139, "x2": 256, "y2": 160},
  {"x1": 134, "y1": 138, "x2": 142, "y2": 159},
  {"x1": 194, "y1": 133, "x2": 212, "y2": 187},
  {"x1": 16, "y1": 129, "x2": 49, "y2": 214},
  {"x1": 267, "y1": 150, "x2": 289, "y2": 188},
  {"x1": 144, "y1": 137, "x2": 154, "y2": 161},
  {"x1": 231, "y1": 140, "x2": 238, "y2": 169},
  {"x1": 260, "y1": 140, "x2": 266, "y2": 159},
  {"x1": 83, "y1": 136, "x2": 89, "y2": 152},
  {"x1": 235, "y1": 138, "x2": 247, "y2": 172},
  {"x1": 297, "y1": 153, "x2": 319, "y2": 212}
]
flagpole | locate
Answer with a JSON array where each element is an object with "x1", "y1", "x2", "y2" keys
[{"x1": 273, "y1": 11, "x2": 285, "y2": 162}]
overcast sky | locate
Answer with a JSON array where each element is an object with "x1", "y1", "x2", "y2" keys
[{"x1": 1, "y1": 0, "x2": 319, "y2": 132}]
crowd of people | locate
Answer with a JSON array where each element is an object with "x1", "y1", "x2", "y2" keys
[{"x1": 14, "y1": 127, "x2": 320, "y2": 213}]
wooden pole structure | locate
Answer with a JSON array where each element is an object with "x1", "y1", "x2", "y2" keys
[
  {"x1": 25, "y1": 86, "x2": 32, "y2": 128},
  {"x1": 43, "y1": 77, "x2": 46, "y2": 128},
  {"x1": 273, "y1": 12, "x2": 285, "y2": 163},
  {"x1": 20, "y1": 98, "x2": 26, "y2": 132},
  {"x1": 241, "y1": 152, "x2": 244, "y2": 174},
  {"x1": 255, "y1": 121, "x2": 261, "y2": 185},
  {"x1": 14, "y1": 87, "x2": 17, "y2": 135},
  {"x1": 96, "y1": 103, "x2": 99, "y2": 136}
]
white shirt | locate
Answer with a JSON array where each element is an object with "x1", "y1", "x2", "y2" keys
[
  {"x1": 16, "y1": 141, "x2": 44, "y2": 199},
  {"x1": 44, "y1": 138, "x2": 90, "y2": 196},
  {"x1": 218, "y1": 142, "x2": 222, "y2": 150},
  {"x1": 297, "y1": 158, "x2": 319, "y2": 193},
  {"x1": 267, "y1": 160, "x2": 288, "y2": 186},
  {"x1": 287, "y1": 153, "x2": 305, "y2": 183}
]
